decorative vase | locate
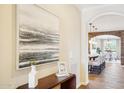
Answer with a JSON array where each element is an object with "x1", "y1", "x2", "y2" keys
[{"x1": 28, "y1": 65, "x2": 38, "y2": 88}]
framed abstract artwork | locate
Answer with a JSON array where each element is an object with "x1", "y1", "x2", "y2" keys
[{"x1": 16, "y1": 4, "x2": 59, "y2": 69}]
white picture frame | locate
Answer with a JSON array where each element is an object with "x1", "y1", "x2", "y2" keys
[{"x1": 56, "y1": 62, "x2": 69, "y2": 77}]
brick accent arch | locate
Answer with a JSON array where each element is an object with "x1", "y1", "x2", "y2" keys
[{"x1": 88, "y1": 30, "x2": 124, "y2": 65}]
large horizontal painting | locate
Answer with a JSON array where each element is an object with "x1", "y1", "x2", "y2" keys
[{"x1": 16, "y1": 4, "x2": 59, "y2": 69}]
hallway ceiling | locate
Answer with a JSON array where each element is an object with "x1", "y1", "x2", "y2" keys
[
  {"x1": 76, "y1": 4, "x2": 124, "y2": 32},
  {"x1": 76, "y1": 4, "x2": 106, "y2": 10},
  {"x1": 93, "y1": 15, "x2": 124, "y2": 32}
]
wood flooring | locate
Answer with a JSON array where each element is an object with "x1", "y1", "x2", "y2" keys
[{"x1": 79, "y1": 63, "x2": 124, "y2": 89}]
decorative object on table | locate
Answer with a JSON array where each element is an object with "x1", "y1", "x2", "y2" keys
[
  {"x1": 56, "y1": 62, "x2": 69, "y2": 77},
  {"x1": 28, "y1": 60, "x2": 38, "y2": 88},
  {"x1": 16, "y1": 4, "x2": 59, "y2": 69}
]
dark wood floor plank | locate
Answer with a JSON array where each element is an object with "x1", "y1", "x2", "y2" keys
[{"x1": 79, "y1": 63, "x2": 124, "y2": 89}]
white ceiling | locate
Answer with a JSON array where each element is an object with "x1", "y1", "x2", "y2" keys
[
  {"x1": 93, "y1": 15, "x2": 124, "y2": 31},
  {"x1": 75, "y1": 4, "x2": 106, "y2": 10},
  {"x1": 75, "y1": 4, "x2": 124, "y2": 32}
]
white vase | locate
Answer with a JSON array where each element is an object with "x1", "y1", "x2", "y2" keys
[{"x1": 28, "y1": 65, "x2": 38, "y2": 88}]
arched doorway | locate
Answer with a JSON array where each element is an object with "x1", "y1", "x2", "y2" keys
[
  {"x1": 80, "y1": 5, "x2": 124, "y2": 88},
  {"x1": 88, "y1": 31, "x2": 124, "y2": 65},
  {"x1": 89, "y1": 35, "x2": 121, "y2": 63}
]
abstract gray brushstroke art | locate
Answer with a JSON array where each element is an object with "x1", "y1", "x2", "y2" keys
[{"x1": 16, "y1": 5, "x2": 59, "y2": 69}]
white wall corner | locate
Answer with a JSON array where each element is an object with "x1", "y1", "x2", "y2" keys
[{"x1": 76, "y1": 82, "x2": 82, "y2": 89}]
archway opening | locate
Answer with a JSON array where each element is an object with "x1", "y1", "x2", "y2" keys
[
  {"x1": 87, "y1": 13, "x2": 124, "y2": 87},
  {"x1": 89, "y1": 35, "x2": 121, "y2": 63}
]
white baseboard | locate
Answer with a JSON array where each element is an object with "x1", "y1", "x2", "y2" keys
[
  {"x1": 76, "y1": 83, "x2": 81, "y2": 89},
  {"x1": 81, "y1": 80, "x2": 89, "y2": 86}
]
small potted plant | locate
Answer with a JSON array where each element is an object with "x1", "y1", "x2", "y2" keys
[{"x1": 30, "y1": 59, "x2": 37, "y2": 66}]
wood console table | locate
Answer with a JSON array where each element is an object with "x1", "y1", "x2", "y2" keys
[{"x1": 17, "y1": 73, "x2": 76, "y2": 89}]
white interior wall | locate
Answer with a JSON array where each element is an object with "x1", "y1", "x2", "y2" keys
[
  {"x1": 0, "y1": 4, "x2": 81, "y2": 88},
  {"x1": 80, "y1": 10, "x2": 89, "y2": 85}
]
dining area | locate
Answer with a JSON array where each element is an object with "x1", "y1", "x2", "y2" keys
[
  {"x1": 88, "y1": 53, "x2": 105, "y2": 74},
  {"x1": 88, "y1": 35, "x2": 121, "y2": 74}
]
